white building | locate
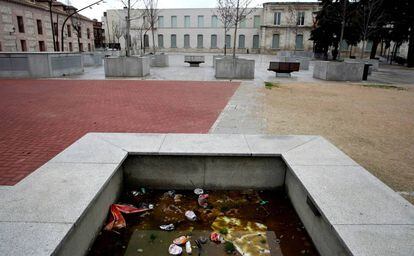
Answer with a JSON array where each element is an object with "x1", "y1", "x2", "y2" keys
[{"x1": 103, "y1": 2, "x2": 320, "y2": 54}]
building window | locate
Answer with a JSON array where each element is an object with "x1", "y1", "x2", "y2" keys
[
  {"x1": 20, "y1": 40, "x2": 27, "y2": 51},
  {"x1": 211, "y1": 34, "x2": 217, "y2": 48},
  {"x1": 53, "y1": 22, "x2": 58, "y2": 37},
  {"x1": 88, "y1": 43, "x2": 91, "y2": 51},
  {"x1": 274, "y1": 12, "x2": 281, "y2": 25},
  {"x1": 239, "y1": 16, "x2": 246, "y2": 28},
  {"x1": 158, "y1": 16, "x2": 164, "y2": 28},
  {"x1": 198, "y1": 15, "x2": 204, "y2": 28},
  {"x1": 197, "y1": 34, "x2": 203, "y2": 48},
  {"x1": 55, "y1": 41, "x2": 60, "y2": 51},
  {"x1": 225, "y1": 34, "x2": 231, "y2": 49},
  {"x1": 272, "y1": 34, "x2": 280, "y2": 49},
  {"x1": 184, "y1": 16, "x2": 190, "y2": 28},
  {"x1": 211, "y1": 15, "x2": 218, "y2": 28},
  {"x1": 144, "y1": 34, "x2": 149, "y2": 48},
  {"x1": 158, "y1": 34, "x2": 164, "y2": 48},
  {"x1": 79, "y1": 43, "x2": 83, "y2": 52},
  {"x1": 253, "y1": 35, "x2": 259, "y2": 49},
  {"x1": 78, "y1": 26, "x2": 82, "y2": 38},
  {"x1": 17, "y1": 16, "x2": 25, "y2": 33},
  {"x1": 238, "y1": 35, "x2": 245, "y2": 48},
  {"x1": 69, "y1": 42, "x2": 73, "y2": 52},
  {"x1": 184, "y1": 34, "x2": 190, "y2": 48},
  {"x1": 254, "y1": 15, "x2": 260, "y2": 28},
  {"x1": 39, "y1": 41, "x2": 46, "y2": 51},
  {"x1": 171, "y1": 16, "x2": 177, "y2": 28},
  {"x1": 87, "y1": 28, "x2": 90, "y2": 39},
  {"x1": 171, "y1": 34, "x2": 177, "y2": 48},
  {"x1": 295, "y1": 34, "x2": 304, "y2": 49},
  {"x1": 0, "y1": 42, "x2": 2, "y2": 52},
  {"x1": 297, "y1": 12, "x2": 305, "y2": 26},
  {"x1": 67, "y1": 24, "x2": 72, "y2": 37},
  {"x1": 37, "y1": 19, "x2": 43, "y2": 35}
]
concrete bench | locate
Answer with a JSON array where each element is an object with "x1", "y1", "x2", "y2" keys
[
  {"x1": 184, "y1": 56, "x2": 205, "y2": 67},
  {"x1": 268, "y1": 62, "x2": 300, "y2": 76}
]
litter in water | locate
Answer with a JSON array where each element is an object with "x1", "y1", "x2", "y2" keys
[{"x1": 104, "y1": 204, "x2": 150, "y2": 231}]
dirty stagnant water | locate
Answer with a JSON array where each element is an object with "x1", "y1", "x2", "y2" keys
[{"x1": 88, "y1": 189, "x2": 319, "y2": 256}]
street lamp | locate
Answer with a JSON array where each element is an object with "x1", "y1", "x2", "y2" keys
[
  {"x1": 37, "y1": 0, "x2": 57, "y2": 51},
  {"x1": 60, "y1": 0, "x2": 105, "y2": 52}
]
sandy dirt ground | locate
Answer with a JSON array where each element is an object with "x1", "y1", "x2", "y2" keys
[{"x1": 262, "y1": 82, "x2": 414, "y2": 204}]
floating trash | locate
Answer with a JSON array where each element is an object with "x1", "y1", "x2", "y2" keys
[
  {"x1": 159, "y1": 224, "x2": 175, "y2": 231},
  {"x1": 198, "y1": 194, "x2": 209, "y2": 208},
  {"x1": 185, "y1": 210, "x2": 197, "y2": 221},
  {"x1": 104, "y1": 204, "x2": 150, "y2": 231},
  {"x1": 168, "y1": 244, "x2": 182, "y2": 255},
  {"x1": 210, "y1": 232, "x2": 224, "y2": 243},
  {"x1": 185, "y1": 241, "x2": 192, "y2": 254},
  {"x1": 173, "y1": 235, "x2": 188, "y2": 245},
  {"x1": 194, "y1": 188, "x2": 204, "y2": 195}
]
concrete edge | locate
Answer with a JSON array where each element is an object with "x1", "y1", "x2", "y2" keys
[{"x1": 0, "y1": 133, "x2": 413, "y2": 256}]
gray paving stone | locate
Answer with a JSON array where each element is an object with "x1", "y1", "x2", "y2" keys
[
  {"x1": 334, "y1": 224, "x2": 414, "y2": 256},
  {"x1": 159, "y1": 134, "x2": 251, "y2": 155},
  {"x1": 290, "y1": 165, "x2": 414, "y2": 225},
  {"x1": 245, "y1": 135, "x2": 317, "y2": 156},
  {"x1": 96, "y1": 133, "x2": 166, "y2": 154},
  {"x1": 0, "y1": 222, "x2": 72, "y2": 255},
  {"x1": 283, "y1": 137, "x2": 358, "y2": 166},
  {"x1": 0, "y1": 162, "x2": 119, "y2": 223},
  {"x1": 50, "y1": 133, "x2": 127, "y2": 163}
]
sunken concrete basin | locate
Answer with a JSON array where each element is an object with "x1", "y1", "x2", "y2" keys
[{"x1": 0, "y1": 133, "x2": 413, "y2": 255}]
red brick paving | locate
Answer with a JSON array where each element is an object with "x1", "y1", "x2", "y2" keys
[{"x1": 0, "y1": 79, "x2": 239, "y2": 185}]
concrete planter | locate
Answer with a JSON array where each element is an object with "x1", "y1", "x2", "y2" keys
[
  {"x1": 282, "y1": 56, "x2": 310, "y2": 70},
  {"x1": 150, "y1": 53, "x2": 169, "y2": 67},
  {"x1": 104, "y1": 56, "x2": 150, "y2": 77},
  {"x1": 277, "y1": 51, "x2": 314, "y2": 58},
  {"x1": 313, "y1": 61, "x2": 364, "y2": 81},
  {"x1": 212, "y1": 55, "x2": 225, "y2": 67},
  {"x1": 82, "y1": 53, "x2": 104, "y2": 67},
  {"x1": 344, "y1": 58, "x2": 379, "y2": 71},
  {"x1": 215, "y1": 57, "x2": 255, "y2": 79},
  {"x1": 0, "y1": 52, "x2": 83, "y2": 78}
]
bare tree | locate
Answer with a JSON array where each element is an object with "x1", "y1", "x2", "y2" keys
[
  {"x1": 71, "y1": 14, "x2": 82, "y2": 52},
  {"x1": 230, "y1": 0, "x2": 255, "y2": 59},
  {"x1": 143, "y1": 0, "x2": 159, "y2": 54},
  {"x1": 216, "y1": 0, "x2": 236, "y2": 56},
  {"x1": 112, "y1": 20, "x2": 125, "y2": 45},
  {"x1": 358, "y1": 0, "x2": 385, "y2": 58},
  {"x1": 119, "y1": 0, "x2": 141, "y2": 56}
]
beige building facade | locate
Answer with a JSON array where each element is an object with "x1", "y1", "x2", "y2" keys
[
  {"x1": 103, "y1": 2, "x2": 320, "y2": 54},
  {"x1": 0, "y1": 0, "x2": 95, "y2": 52}
]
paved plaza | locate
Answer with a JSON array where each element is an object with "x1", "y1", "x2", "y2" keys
[{"x1": 0, "y1": 79, "x2": 238, "y2": 185}]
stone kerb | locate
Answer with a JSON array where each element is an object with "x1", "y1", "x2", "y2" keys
[{"x1": 0, "y1": 133, "x2": 412, "y2": 256}]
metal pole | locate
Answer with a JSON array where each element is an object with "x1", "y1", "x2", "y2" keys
[
  {"x1": 49, "y1": 1, "x2": 56, "y2": 51},
  {"x1": 61, "y1": 0, "x2": 104, "y2": 52}
]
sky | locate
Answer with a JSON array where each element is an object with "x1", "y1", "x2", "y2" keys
[{"x1": 66, "y1": 0, "x2": 317, "y2": 20}]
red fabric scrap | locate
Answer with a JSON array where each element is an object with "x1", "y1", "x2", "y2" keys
[{"x1": 104, "y1": 204, "x2": 149, "y2": 231}]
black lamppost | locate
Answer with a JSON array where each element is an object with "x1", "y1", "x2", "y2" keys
[
  {"x1": 60, "y1": 0, "x2": 105, "y2": 52},
  {"x1": 37, "y1": 0, "x2": 57, "y2": 51}
]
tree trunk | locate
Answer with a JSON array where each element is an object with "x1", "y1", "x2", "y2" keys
[
  {"x1": 125, "y1": 0, "x2": 131, "y2": 57},
  {"x1": 360, "y1": 39, "x2": 366, "y2": 59},
  {"x1": 370, "y1": 38, "x2": 380, "y2": 59},
  {"x1": 349, "y1": 45, "x2": 353, "y2": 58},
  {"x1": 232, "y1": 0, "x2": 240, "y2": 60},
  {"x1": 407, "y1": 28, "x2": 414, "y2": 67},
  {"x1": 224, "y1": 28, "x2": 227, "y2": 56},
  {"x1": 151, "y1": 28, "x2": 156, "y2": 54}
]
